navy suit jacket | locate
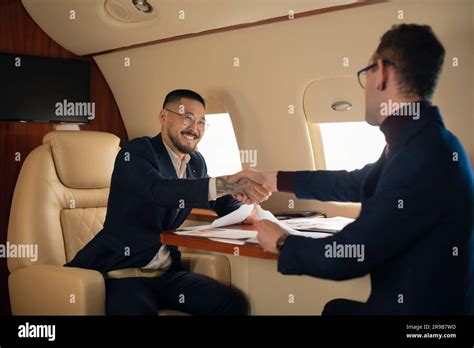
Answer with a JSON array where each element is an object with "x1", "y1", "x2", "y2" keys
[
  {"x1": 278, "y1": 105, "x2": 473, "y2": 314},
  {"x1": 66, "y1": 133, "x2": 241, "y2": 273}
]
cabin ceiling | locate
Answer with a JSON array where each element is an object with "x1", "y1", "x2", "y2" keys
[{"x1": 21, "y1": 0, "x2": 362, "y2": 56}]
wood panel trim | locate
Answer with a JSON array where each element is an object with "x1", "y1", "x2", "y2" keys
[
  {"x1": 0, "y1": 0, "x2": 128, "y2": 316},
  {"x1": 190, "y1": 208, "x2": 218, "y2": 217},
  {"x1": 188, "y1": 208, "x2": 218, "y2": 223},
  {"x1": 91, "y1": 0, "x2": 386, "y2": 57}
]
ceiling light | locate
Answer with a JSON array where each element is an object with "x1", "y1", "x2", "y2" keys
[{"x1": 132, "y1": 0, "x2": 153, "y2": 13}]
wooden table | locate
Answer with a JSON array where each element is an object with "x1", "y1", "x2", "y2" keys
[{"x1": 160, "y1": 224, "x2": 278, "y2": 260}]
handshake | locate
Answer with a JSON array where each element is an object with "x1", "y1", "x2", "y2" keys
[{"x1": 215, "y1": 170, "x2": 278, "y2": 204}]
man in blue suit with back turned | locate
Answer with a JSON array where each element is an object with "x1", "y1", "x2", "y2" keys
[
  {"x1": 231, "y1": 24, "x2": 473, "y2": 315},
  {"x1": 66, "y1": 89, "x2": 270, "y2": 315}
]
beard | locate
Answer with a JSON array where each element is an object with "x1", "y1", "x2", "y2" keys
[{"x1": 167, "y1": 128, "x2": 198, "y2": 154}]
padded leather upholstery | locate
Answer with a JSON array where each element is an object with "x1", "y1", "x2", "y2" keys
[
  {"x1": 43, "y1": 131, "x2": 119, "y2": 189},
  {"x1": 9, "y1": 265, "x2": 106, "y2": 315},
  {"x1": 7, "y1": 131, "x2": 115, "y2": 273},
  {"x1": 7, "y1": 130, "x2": 231, "y2": 315},
  {"x1": 60, "y1": 207, "x2": 107, "y2": 263}
]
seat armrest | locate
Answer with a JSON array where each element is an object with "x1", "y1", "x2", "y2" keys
[
  {"x1": 181, "y1": 253, "x2": 231, "y2": 286},
  {"x1": 9, "y1": 264, "x2": 105, "y2": 315}
]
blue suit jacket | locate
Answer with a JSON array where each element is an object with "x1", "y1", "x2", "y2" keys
[
  {"x1": 66, "y1": 133, "x2": 241, "y2": 273},
  {"x1": 279, "y1": 106, "x2": 473, "y2": 314}
]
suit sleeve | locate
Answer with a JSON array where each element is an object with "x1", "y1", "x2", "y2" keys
[
  {"x1": 114, "y1": 148, "x2": 212, "y2": 209},
  {"x1": 290, "y1": 163, "x2": 374, "y2": 203},
  {"x1": 278, "y1": 159, "x2": 441, "y2": 280},
  {"x1": 211, "y1": 195, "x2": 242, "y2": 217}
]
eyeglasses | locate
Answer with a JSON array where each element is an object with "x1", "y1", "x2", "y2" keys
[
  {"x1": 164, "y1": 108, "x2": 209, "y2": 131},
  {"x1": 357, "y1": 59, "x2": 395, "y2": 89}
]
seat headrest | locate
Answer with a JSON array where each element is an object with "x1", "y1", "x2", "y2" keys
[{"x1": 43, "y1": 131, "x2": 121, "y2": 189}]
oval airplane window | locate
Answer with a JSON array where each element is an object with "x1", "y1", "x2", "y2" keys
[
  {"x1": 197, "y1": 96, "x2": 242, "y2": 177},
  {"x1": 319, "y1": 122, "x2": 385, "y2": 171}
]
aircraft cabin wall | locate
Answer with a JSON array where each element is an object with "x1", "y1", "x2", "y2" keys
[
  {"x1": 94, "y1": 0, "x2": 473, "y2": 214},
  {"x1": 92, "y1": 1, "x2": 473, "y2": 313},
  {"x1": 2, "y1": 0, "x2": 472, "y2": 317}
]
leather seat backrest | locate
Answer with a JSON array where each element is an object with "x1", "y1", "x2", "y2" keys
[{"x1": 7, "y1": 131, "x2": 120, "y2": 272}]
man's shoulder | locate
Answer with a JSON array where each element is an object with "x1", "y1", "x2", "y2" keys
[
  {"x1": 387, "y1": 119, "x2": 470, "y2": 186},
  {"x1": 416, "y1": 120, "x2": 467, "y2": 166},
  {"x1": 114, "y1": 136, "x2": 157, "y2": 165},
  {"x1": 120, "y1": 136, "x2": 154, "y2": 155}
]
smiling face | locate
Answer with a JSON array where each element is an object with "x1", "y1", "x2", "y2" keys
[{"x1": 160, "y1": 97, "x2": 206, "y2": 156}]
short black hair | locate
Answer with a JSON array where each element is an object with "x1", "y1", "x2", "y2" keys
[
  {"x1": 375, "y1": 24, "x2": 445, "y2": 100},
  {"x1": 162, "y1": 89, "x2": 206, "y2": 109}
]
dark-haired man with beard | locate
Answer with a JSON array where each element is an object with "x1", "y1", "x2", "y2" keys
[{"x1": 66, "y1": 89, "x2": 269, "y2": 315}]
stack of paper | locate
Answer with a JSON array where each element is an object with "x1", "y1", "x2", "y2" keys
[
  {"x1": 281, "y1": 216, "x2": 355, "y2": 233},
  {"x1": 175, "y1": 227, "x2": 257, "y2": 240},
  {"x1": 174, "y1": 204, "x2": 341, "y2": 244},
  {"x1": 254, "y1": 205, "x2": 334, "y2": 240},
  {"x1": 176, "y1": 203, "x2": 254, "y2": 232},
  {"x1": 175, "y1": 204, "x2": 256, "y2": 244}
]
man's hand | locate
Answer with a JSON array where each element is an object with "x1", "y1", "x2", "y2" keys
[
  {"x1": 242, "y1": 208, "x2": 258, "y2": 225},
  {"x1": 215, "y1": 176, "x2": 271, "y2": 204},
  {"x1": 254, "y1": 220, "x2": 287, "y2": 254},
  {"x1": 228, "y1": 170, "x2": 278, "y2": 193}
]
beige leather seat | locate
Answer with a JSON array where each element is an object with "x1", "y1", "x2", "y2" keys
[{"x1": 7, "y1": 130, "x2": 230, "y2": 315}]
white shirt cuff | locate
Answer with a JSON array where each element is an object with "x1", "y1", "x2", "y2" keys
[{"x1": 208, "y1": 177, "x2": 217, "y2": 201}]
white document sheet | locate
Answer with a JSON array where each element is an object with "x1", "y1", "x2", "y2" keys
[
  {"x1": 246, "y1": 231, "x2": 330, "y2": 243},
  {"x1": 176, "y1": 204, "x2": 255, "y2": 232},
  {"x1": 209, "y1": 238, "x2": 247, "y2": 245},
  {"x1": 175, "y1": 204, "x2": 334, "y2": 242},
  {"x1": 175, "y1": 228, "x2": 257, "y2": 240},
  {"x1": 210, "y1": 204, "x2": 254, "y2": 228},
  {"x1": 288, "y1": 230, "x2": 334, "y2": 239},
  {"x1": 282, "y1": 216, "x2": 355, "y2": 233},
  {"x1": 254, "y1": 204, "x2": 299, "y2": 234},
  {"x1": 255, "y1": 205, "x2": 333, "y2": 240}
]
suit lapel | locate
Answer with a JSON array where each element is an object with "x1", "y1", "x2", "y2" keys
[
  {"x1": 185, "y1": 160, "x2": 198, "y2": 179},
  {"x1": 151, "y1": 133, "x2": 178, "y2": 179},
  {"x1": 172, "y1": 157, "x2": 199, "y2": 226},
  {"x1": 151, "y1": 134, "x2": 182, "y2": 227},
  {"x1": 152, "y1": 134, "x2": 202, "y2": 227}
]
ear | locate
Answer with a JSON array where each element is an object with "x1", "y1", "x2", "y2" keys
[
  {"x1": 159, "y1": 109, "x2": 166, "y2": 124},
  {"x1": 375, "y1": 58, "x2": 388, "y2": 91}
]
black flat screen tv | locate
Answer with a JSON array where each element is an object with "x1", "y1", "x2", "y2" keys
[{"x1": 0, "y1": 53, "x2": 91, "y2": 123}]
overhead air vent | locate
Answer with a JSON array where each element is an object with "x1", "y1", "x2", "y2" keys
[{"x1": 104, "y1": 0, "x2": 158, "y2": 23}]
